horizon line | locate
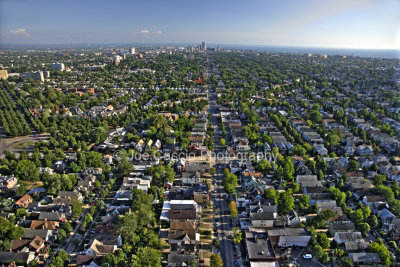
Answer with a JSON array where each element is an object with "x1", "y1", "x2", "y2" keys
[{"x1": 0, "y1": 42, "x2": 399, "y2": 51}]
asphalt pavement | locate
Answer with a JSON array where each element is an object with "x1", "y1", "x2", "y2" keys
[{"x1": 208, "y1": 90, "x2": 235, "y2": 267}]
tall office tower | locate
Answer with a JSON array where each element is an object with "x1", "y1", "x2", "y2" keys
[
  {"x1": 202, "y1": 41, "x2": 206, "y2": 51},
  {"x1": 130, "y1": 47, "x2": 136, "y2": 55}
]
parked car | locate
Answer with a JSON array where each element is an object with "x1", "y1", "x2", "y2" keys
[{"x1": 303, "y1": 254, "x2": 313, "y2": 259}]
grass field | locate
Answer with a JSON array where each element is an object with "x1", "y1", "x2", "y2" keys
[{"x1": 12, "y1": 140, "x2": 35, "y2": 149}]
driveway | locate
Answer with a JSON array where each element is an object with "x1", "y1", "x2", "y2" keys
[{"x1": 0, "y1": 133, "x2": 50, "y2": 158}]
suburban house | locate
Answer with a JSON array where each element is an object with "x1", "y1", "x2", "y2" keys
[
  {"x1": 249, "y1": 204, "x2": 277, "y2": 228},
  {"x1": 15, "y1": 194, "x2": 33, "y2": 208},
  {"x1": 85, "y1": 239, "x2": 117, "y2": 256},
  {"x1": 334, "y1": 232, "x2": 363, "y2": 244}
]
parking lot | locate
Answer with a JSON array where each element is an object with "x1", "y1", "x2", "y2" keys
[{"x1": 285, "y1": 248, "x2": 326, "y2": 267}]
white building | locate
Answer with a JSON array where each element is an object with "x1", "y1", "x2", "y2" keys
[
  {"x1": 130, "y1": 47, "x2": 136, "y2": 55},
  {"x1": 181, "y1": 172, "x2": 201, "y2": 185}
]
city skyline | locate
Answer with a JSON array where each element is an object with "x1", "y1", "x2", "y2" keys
[{"x1": 0, "y1": 0, "x2": 399, "y2": 50}]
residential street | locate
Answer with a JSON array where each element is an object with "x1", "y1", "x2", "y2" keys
[{"x1": 208, "y1": 86, "x2": 235, "y2": 267}]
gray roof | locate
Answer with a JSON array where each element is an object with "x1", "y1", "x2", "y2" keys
[
  {"x1": 344, "y1": 241, "x2": 370, "y2": 252},
  {"x1": 168, "y1": 252, "x2": 195, "y2": 264},
  {"x1": 38, "y1": 211, "x2": 64, "y2": 221},
  {"x1": 267, "y1": 228, "x2": 307, "y2": 237},
  {"x1": 58, "y1": 191, "x2": 81, "y2": 198},
  {"x1": 335, "y1": 232, "x2": 362, "y2": 240},
  {"x1": 93, "y1": 234, "x2": 120, "y2": 246},
  {"x1": 0, "y1": 252, "x2": 34, "y2": 264},
  {"x1": 349, "y1": 253, "x2": 380, "y2": 264},
  {"x1": 252, "y1": 212, "x2": 275, "y2": 220},
  {"x1": 278, "y1": 235, "x2": 311, "y2": 247},
  {"x1": 246, "y1": 235, "x2": 275, "y2": 260},
  {"x1": 330, "y1": 222, "x2": 355, "y2": 231},
  {"x1": 22, "y1": 229, "x2": 52, "y2": 240},
  {"x1": 300, "y1": 180, "x2": 323, "y2": 187}
]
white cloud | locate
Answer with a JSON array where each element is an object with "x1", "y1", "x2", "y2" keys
[
  {"x1": 9, "y1": 28, "x2": 30, "y2": 38},
  {"x1": 134, "y1": 29, "x2": 162, "y2": 35}
]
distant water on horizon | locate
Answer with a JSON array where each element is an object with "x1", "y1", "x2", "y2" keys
[
  {"x1": 1, "y1": 43, "x2": 399, "y2": 59},
  {"x1": 223, "y1": 45, "x2": 400, "y2": 59}
]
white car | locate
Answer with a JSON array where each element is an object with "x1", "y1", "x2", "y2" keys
[{"x1": 303, "y1": 254, "x2": 313, "y2": 259}]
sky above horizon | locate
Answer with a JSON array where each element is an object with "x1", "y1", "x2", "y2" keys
[{"x1": 0, "y1": 0, "x2": 399, "y2": 49}]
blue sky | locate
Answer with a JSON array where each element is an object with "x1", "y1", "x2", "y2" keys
[{"x1": 0, "y1": 0, "x2": 399, "y2": 49}]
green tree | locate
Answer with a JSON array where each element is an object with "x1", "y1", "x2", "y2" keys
[
  {"x1": 220, "y1": 138, "x2": 226, "y2": 147},
  {"x1": 390, "y1": 199, "x2": 400, "y2": 217},
  {"x1": 71, "y1": 198, "x2": 83, "y2": 218},
  {"x1": 58, "y1": 229, "x2": 67, "y2": 242},
  {"x1": 16, "y1": 208, "x2": 26, "y2": 218},
  {"x1": 374, "y1": 174, "x2": 386, "y2": 185},
  {"x1": 131, "y1": 247, "x2": 161, "y2": 267},
  {"x1": 264, "y1": 188, "x2": 277, "y2": 203},
  {"x1": 210, "y1": 168, "x2": 216, "y2": 175},
  {"x1": 312, "y1": 245, "x2": 329, "y2": 264},
  {"x1": 350, "y1": 209, "x2": 364, "y2": 225},
  {"x1": 115, "y1": 155, "x2": 134, "y2": 178},
  {"x1": 348, "y1": 160, "x2": 358, "y2": 171},
  {"x1": 229, "y1": 201, "x2": 238, "y2": 219},
  {"x1": 293, "y1": 144, "x2": 306, "y2": 157},
  {"x1": 210, "y1": 253, "x2": 223, "y2": 267},
  {"x1": 223, "y1": 171, "x2": 238, "y2": 195},
  {"x1": 309, "y1": 110, "x2": 322, "y2": 123},
  {"x1": 328, "y1": 187, "x2": 346, "y2": 206},
  {"x1": 358, "y1": 222, "x2": 370, "y2": 235},
  {"x1": 317, "y1": 169, "x2": 324, "y2": 180},
  {"x1": 15, "y1": 160, "x2": 39, "y2": 181},
  {"x1": 118, "y1": 212, "x2": 139, "y2": 246},
  {"x1": 17, "y1": 184, "x2": 27, "y2": 196},
  {"x1": 63, "y1": 221, "x2": 73, "y2": 233},
  {"x1": 317, "y1": 233, "x2": 330, "y2": 249},
  {"x1": 299, "y1": 194, "x2": 310, "y2": 210},
  {"x1": 338, "y1": 256, "x2": 354, "y2": 267},
  {"x1": 232, "y1": 227, "x2": 242, "y2": 244},
  {"x1": 278, "y1": 191, "x2": 294, "y2": 214},
  {"x1": 369, "y1": 240, "x2": 391, "y2": 266},
  {"x1": 368, "y1": 214, "x2": 379, "y2": 229},
  {"x1": 212, "y1": 238, "x2": 220, "y2": 248}
]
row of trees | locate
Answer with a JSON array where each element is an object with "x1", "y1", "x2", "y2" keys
[
  {"x1": 116, "y1": 188, "x2": 165, "y2": 266},
  {"x1": 223, "y1": 169, "x2": 238, "y2": 195},
  {"x1": 0, "y1": 106, "x2": 31, "y2": 137}
]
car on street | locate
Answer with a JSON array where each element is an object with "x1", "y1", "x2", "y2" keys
[{"x1": 303, "y1": 254, "x2": 313, "y2": 259}]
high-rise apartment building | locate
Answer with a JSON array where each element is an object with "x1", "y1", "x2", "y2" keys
[
  {"x1": 0, "y1": 70, "x2": 8, "y2": 80},
  {"x1": 51, "y1": 63, "x2": 65, "y2": 71}
]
